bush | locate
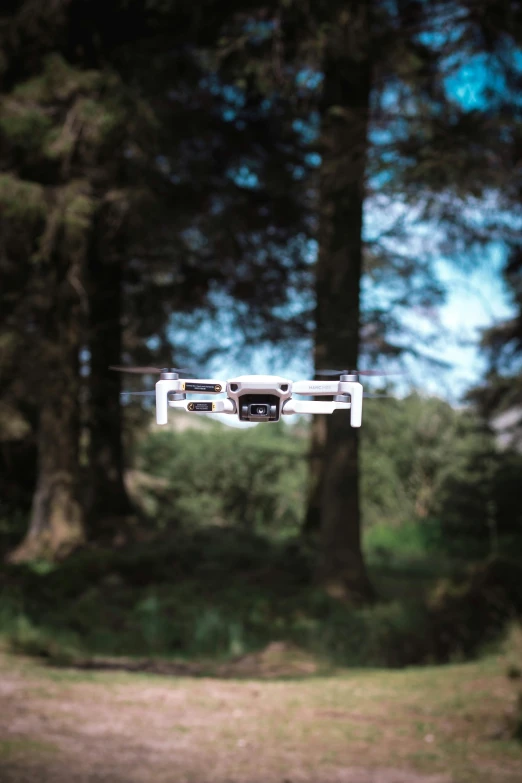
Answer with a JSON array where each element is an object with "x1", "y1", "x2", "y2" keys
[
  {"x1": 3, "y1": 534, "x2": 520, "y2": 670},
  {"x1": 504, "y1": 622, "x2": 522, "y2": 680},
  {"x1": 361, "y1": 394, "x2": 522, "y2": 560},
  {"x1": 428, "y1": 556, "x2": 522, "y2": 662},
  {"x1": 134, "y1": 422, "x2": 307, "y2": 536}
]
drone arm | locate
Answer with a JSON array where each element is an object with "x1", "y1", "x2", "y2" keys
[
  {"x1": 282, "y1": 399, "x2": 353, "y2": 417},
  {"x1": 155, "y1": 379, "x2": 180, "y2": 425},
  {"x1": 292, "y1": 380, "x2": 340, "y2": 395},
  {"x1": 349, "y1": 382, "x2": 363, "y2": 427},
  {"x1": 289, "y1": 380, "x2": 364, "y2": 427},
  {"x1": 155, "y1": 378, "x2": 227, "y2": 424}
]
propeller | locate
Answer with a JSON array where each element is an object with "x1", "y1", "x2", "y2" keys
[
  {"x1": 317, "y1": 368, "x2": 403, "y2": 377},
  {"x1": 110, "y1": 365, "x2": 190, "y2": 375},
  {"x1": 120, "y1": 390, "x2": 156, "y2": 396}
]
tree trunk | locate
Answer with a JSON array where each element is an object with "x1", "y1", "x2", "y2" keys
[
  {"x1": 304, "y1": 3, "x2": 374, "y2": 602},
  {"x1": 85, "y1": 216, "x2": 134, "y2": 539},
  {"x1": 8, "y1": 263, "x2": 85, "y2": 562}
]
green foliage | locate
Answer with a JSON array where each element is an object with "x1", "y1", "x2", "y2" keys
[
  {"x1": 61, "y1": 183, "x2": 95, "y2": 245},
  {"x1": 503, "y1": 622, "x2": 522, "y2": 680},
  {"x1": 133, "y1": 395, "x2": 520, "y2": 560},
  {"x1": 318, "y1": 600, "x2": 433, "y2": 667},
  {"x1": 428, "y1": 557, "x2": 522, "y2": 662},
  {"x1": 2, "y1": 54, "x2": 128, "y2": 173},
  {"x1": 0, "y1": 174, "x2": 45, "y2": 223},
  {"x1": 2, "y1": 532, "x2": 521, "y2": 668},
  {"x1": 361, "y1": 394, "x2": 464, "y2": 529},
  {"x1": 135, "y1": 421, "x2": 307, "y2": 535},
  {"x1": 13, "y1": 54, "x2": 102, "y2": 104},
  {"x1": 0, "y1": 103, "x2": 52, "y2": 150},
  {"x1": 364, "y1": 521, "x2": 432, "y2": 559},
  {"x1": 3, "y1": 391, "x2": 518, "y2": 567},
  {"x1": 499, "y1": 623, "x2": 522, "y2": 741},
  {"x1": 361, "y1": 394, "x2": 522, "y2": 559}
]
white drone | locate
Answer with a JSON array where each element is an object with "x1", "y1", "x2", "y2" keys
[{"x1": 112, "y1": 366, "x2": 394, "y2": 427}]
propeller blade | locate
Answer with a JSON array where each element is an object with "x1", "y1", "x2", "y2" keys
[
  {"x1": 111, "y1": 365, "x2": 162, "y2": 374},
  {"x1": 317, "y1": 368, "x2": 403, "y2": 377},
  {"x1": 120, "y1": 391, "x2": 156, "y2": 396},
  {"x1": 110, "y1": 365, "x2": 190, "y2": 375},
  {"x1": 358, "y1": 370, "x2": 404, "y2": 377}
]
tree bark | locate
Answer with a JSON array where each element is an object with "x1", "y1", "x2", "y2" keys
[
  {"x1": 85, "y1": 214, "x2": 134, "y2": 538},
  {"x1": 304, "y1": 3, "x2": 374, "y2": 602},
  {"x1": 8, "y1": 258, "x2": 85, "y2": 562}
]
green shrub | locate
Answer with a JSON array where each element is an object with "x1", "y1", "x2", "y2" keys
[
  {"x1": 4, "y1": 534, "x2": 516, "y2": 669},
  {"x1": 135, "y1": 423, "x2": 307, "y2": 536},
  {"x1": 427, "y1": 557, "x2": 522, "y2": 662},
  {"x1": 364, "y1": 521, "x2": 433, "y2": 559}
]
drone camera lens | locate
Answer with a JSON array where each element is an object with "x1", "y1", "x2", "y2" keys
[{"x1": 239, "y1": 398, "x2": 279, "y2": 422}]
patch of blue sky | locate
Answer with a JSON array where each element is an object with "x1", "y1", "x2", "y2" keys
[
  {"x1": 444, "y1": 53, "x2": 507, "y2": 109},
  {"x1": 361, "y1": 189, "x2": 515, "y2": 401},
  {"x1": 296, "y1": 68, "x2": 323, "y2": 91},
  {"x1": 400, "y1": 249, "x2": 514, "y2": 402},
  {"x1": 228, "y1": 164, "x2": 260, "y2": 189},
  {"x1": 416, "y1": 19, "x2": 465, "y2": 57},
  {"x1": 291, "y1": 164, "x2": 306, "y2": 180},
  {"x1": 362, "y1": 46, "x2": 521, "y2": 400},
  {"x1": 292, "y1": 114, "x2": 320, "y2": 144},
  {"x1": 305, "y1": 152, "x2": 321, "y2": 167},
  {"x1": 242, "y1": 17, "x2": 275, "y2": 45},
  {"x1": 223, "y1": 108, "x2": 237, "y2": 122}
]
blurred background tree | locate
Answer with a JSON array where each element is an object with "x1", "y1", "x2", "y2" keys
[{"x1": 1, "y1": 0, "x2": 314, "y2": 558}]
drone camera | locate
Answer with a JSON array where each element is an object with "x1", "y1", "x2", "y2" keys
[{"x1": 239, "y1": 395, "x2": 280, "y2": 422}]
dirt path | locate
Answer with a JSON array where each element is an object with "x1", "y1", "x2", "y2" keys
[{"x1": 0, "y1": 650, "x2": 520, "y2": 783}]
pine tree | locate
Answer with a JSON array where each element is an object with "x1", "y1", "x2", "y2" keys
[
  {"x1": 0, "y1": 1, "x2": 201, "y2": 558},
  {"x1": 1, "y1": 0, "x2": 315, "y2": 558}
]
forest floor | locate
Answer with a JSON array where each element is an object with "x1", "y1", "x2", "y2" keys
[{"x1": 1, "y1": 646, "x2": 521, "y2": 783}]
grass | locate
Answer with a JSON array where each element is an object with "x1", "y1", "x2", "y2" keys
[
  {"x1": 0, "y1": 739, "x2": 58, "y2": 760},
  {"x1": 1, "y1": 530, "x2": 521, "y2": 780},
  {"x1": 0, "y1": 647, "x2": 521, "y2": 782}
]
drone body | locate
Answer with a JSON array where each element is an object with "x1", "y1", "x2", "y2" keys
[{"x1": 155, "y1": 371, "x2": 364, "y2": 427}]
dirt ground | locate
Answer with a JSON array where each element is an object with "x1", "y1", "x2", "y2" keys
[{"x1": 0, "y1": 646, "x2": 521, "y2": 783}]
